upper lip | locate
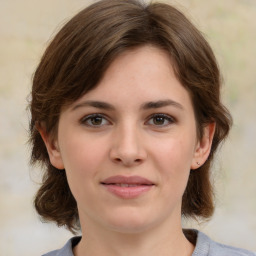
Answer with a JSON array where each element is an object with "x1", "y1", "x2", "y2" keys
[{"x1": 101, "y1": 175, "x2": 155, "y2": 185}]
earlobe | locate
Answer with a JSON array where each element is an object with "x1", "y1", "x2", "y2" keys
[
  {"x1": 37, "y1": 123, "x2": 65, "y2": 170},
  {"x1": 191, "y1": 122, "x2": 215, "y2": 170}
]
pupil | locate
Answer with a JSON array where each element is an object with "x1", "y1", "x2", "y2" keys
[
  {"x1": 92, "y1": 117, "x2": 102, "y2": 125},
  {"x1": 154, "y1": 116, "x2": 164, "y2": 125}
]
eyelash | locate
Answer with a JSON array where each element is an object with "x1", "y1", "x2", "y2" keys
[
  {"x1": 80, "y1": 113, "x2": 175, "y2": 128},
  {"x1": 80, "y1": 114, "x2": 111, "y2": 127},
  {"x1": 146, "y1": 114, "x2": 175, "y2": 127}
]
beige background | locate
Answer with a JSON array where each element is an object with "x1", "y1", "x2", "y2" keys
[{"x1": 0, "y1": 0, "x2": 255, "y2": 255}]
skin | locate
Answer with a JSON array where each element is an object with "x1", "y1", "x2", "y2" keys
[{"x1": 40, "y1": 46, "x2": 215, "y2": 256}]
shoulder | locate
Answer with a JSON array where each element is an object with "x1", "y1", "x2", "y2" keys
[
  {"x1": 193, "y1": 230, "x2": 256, "y2": 256},
  {"x1": 42, "y1": 237, "x2": 81, "y2": 256}
]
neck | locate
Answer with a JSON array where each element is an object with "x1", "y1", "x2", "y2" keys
[{"x1": 74, "y1": 219, "x2": 194, "y2": 256}]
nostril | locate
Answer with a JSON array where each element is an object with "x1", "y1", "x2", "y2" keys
[{"x1": 113, "y1": 157, "x2": 142, "y2": 165}]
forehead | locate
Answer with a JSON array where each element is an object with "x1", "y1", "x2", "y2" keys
[
  {"x1": 70, "y1": 46, "x2": 192, "y2": 111},
  {"x1": 101, "y1": 45, "x2": 174, "y2": 84}
]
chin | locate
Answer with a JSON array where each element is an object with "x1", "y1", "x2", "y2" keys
[{"x1": 102, "y1": 208, "x2": 157, "y2": 234}]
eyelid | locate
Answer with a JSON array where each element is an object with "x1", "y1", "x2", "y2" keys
[
  {"x1": 79, "y1": 113, "x2": 175, "y2": 128},
  {"x1": 145, "y1": 113, "x2": 176, "y2": 127},
  {"x1": 80, "y1": 113, "x2": 112, "y2": 127}
]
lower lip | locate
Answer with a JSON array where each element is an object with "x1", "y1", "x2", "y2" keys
[{"x1": 102, "y1": 184, "x2": 153, "y2": 199}]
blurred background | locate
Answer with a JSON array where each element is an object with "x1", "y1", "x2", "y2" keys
[{"x1": 0, "y1": 0, "x2": 255, "y2": 255}]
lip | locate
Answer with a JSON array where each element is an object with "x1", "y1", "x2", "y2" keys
[{"x1": 101, "y1": 175, "x2": 155, "y2": 199}]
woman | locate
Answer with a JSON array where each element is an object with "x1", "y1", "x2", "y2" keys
[{"x1": 29, "y1": 0, "x2": 254, "y2": 255}]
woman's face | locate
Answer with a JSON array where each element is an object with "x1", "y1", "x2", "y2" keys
[{"x1": 44, "y1": 45, "x2": 213, "y2": 234}]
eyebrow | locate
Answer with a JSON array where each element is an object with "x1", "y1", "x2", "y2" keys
[
  {"x1": 71, "y1": 101, "x2": 115, "y2": 111},
  {"x1": 141, "y1": 99, "x2": 184, "y2": 110},
  {"x1": 71, "y1": 99, "x2": 184, "y2": 111}
]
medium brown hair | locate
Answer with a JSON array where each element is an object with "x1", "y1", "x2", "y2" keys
[{"x1": 29, "y1": 0, "x2": 232, "y2": 233}]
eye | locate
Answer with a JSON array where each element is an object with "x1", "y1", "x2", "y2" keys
[
  {"x1": 80, "y1": 114, "x2": 110, "y2": 127},
  {"x1": 146, "y1": 114, "x2": 175, "y2": 127}
]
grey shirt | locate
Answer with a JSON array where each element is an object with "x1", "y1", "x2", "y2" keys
[{"x1": 42, "y1": 230, "x2": 255, "y2": 256}]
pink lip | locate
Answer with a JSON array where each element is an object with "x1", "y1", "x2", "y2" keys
[{"x1": 101, "y1": 175, "x2": 155, "y2": 199}]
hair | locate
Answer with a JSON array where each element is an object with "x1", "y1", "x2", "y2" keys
[{"x1": 29, "y1": 0, "x2": 232, "y2": 233}]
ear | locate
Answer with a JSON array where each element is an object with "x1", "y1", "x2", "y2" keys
[
  {"x1": 37, "y1": 123, "x2": 64, "y2": 170},
  {"x1": 191, "y1": 122, "x2": 215, "y2": 170}
]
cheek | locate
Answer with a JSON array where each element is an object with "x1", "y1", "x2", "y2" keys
[
  {"x1": 152, "y1": 137, "x2": 195, "y2": 172},
  {"x1": 160, "y1": 139, "x2": 194, "y2": 196},
  {"x1": 59, "y1": 131, "x2": 105, "y2": 171},
  {"x1": 58, "y1": 133, "x2": 108, "y2": 194},
  {"x1": 151, "y1": 136, "x2": 196, "y2": 192}
]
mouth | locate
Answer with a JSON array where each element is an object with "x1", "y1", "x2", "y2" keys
[
  {"x1": 107, "y1": 183, "x2": 150, "y2": 187},
  {"x1": 100, "y1": 175, "x2": 155, "y2": 199}
]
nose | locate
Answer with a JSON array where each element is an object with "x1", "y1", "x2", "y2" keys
[{"x1": 109, "y1": 124, "x2": 147, "y2": 167}]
